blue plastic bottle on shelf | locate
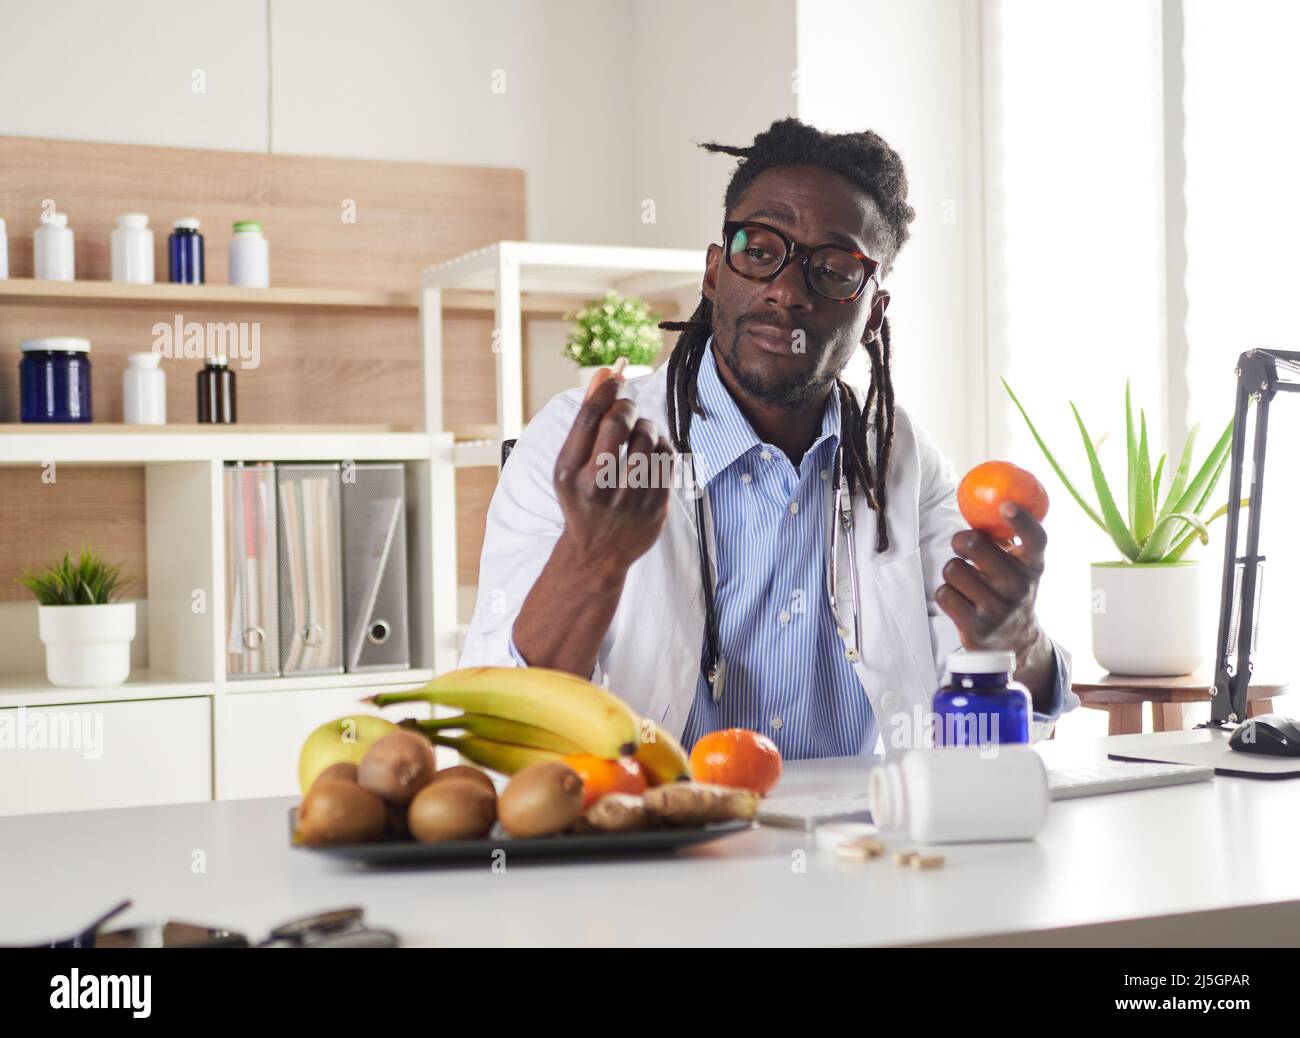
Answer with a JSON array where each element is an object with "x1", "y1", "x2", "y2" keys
[
  {"x1": 933, "y1": 650, "x2": 1030, "y2": 747},
  {"x1": 168, "y1": 217, "x2": 205, "y2": 284}
]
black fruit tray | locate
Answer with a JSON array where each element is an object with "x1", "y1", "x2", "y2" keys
[{"x1": 289, "y1": 810, "x2": 752, "y2": 866}]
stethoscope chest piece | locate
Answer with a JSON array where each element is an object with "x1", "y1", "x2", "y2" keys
[{"x1": 708, "y1": 655, "x2": 728, "y2": 702}]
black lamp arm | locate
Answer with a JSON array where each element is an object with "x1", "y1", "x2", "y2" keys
[{"x1": 1210, "y1": 349, "x2": 1300, "y2": 725}]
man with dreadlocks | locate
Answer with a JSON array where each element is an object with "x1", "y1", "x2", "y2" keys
[{"x1": 461, "y1": 118, "x2": 1076, "y2": 759}]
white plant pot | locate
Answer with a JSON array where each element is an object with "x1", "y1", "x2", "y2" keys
[
  {"x1": 1090, "y1": 561, "x2": 1208, "y2": 676},
  {"x1": 37, "y1": 603, "x2": 136, "y2": 688},
  {"x1": 578, "y1": 363, "x2": 653, "y2": 390}
]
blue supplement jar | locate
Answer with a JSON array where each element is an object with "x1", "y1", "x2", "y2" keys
[
  {"x1": 168, "y1": 217, "x2": 205, "y2": 284},
  {"x1": 933, "y1": 650, "x2": 1030, "y2": 747},
  {"x1": 20, "y1": 337, "x2": 93, "y2": 422}
]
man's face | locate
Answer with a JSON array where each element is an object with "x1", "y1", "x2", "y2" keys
[{"x1": 702, "y1": 165, "x2": 891, "y2": 409}]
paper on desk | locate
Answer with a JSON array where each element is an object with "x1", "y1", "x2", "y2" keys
[{"x1": 1107, "y1": 728, "x2": 1300, "y2": 778}]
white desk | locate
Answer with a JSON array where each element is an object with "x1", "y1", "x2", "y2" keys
[{"x1": 3, "y1": 736, "x2": 1300, "y2": 948}]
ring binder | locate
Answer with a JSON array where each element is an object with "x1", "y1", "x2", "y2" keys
[
  {"x1": 224, "y1": 462, "x2": 280, "y2": 679},
  {"x1": 341, "y1": 463, "x2": 411, "y2": 672},
  {"x1": 277, "y1": 464, "x2": 345, "y2": 676}
]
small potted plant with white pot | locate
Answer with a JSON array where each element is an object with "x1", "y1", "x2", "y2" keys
[
  {"x1": 564, "y1": 290, "x2": 661, "y2": 390},
  {"x1": 1005, "y1": 381, "x2": 1246, "y2": 676},
  {"x1": 21, "y1": 549, "x2": 136, "y2": 688}
]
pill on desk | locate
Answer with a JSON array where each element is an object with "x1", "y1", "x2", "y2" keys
[
  {"x1": 893, "y1": 851, "x2": 919, "y2": 866},
  {"x1": 910, "y1": 855, "x2": 946, "y2": 871},
  {"x1": 834, "y1": 836, "x2": 885, "y2": 861},
  {"x1": 814, "y1": 822, "x2": 880, "y2": 854}
]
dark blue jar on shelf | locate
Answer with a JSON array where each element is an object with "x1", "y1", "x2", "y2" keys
[
  {"x1": 168, "y1": 217, "x2": 205, "y2": 284},
  {"x1": 20, "y1": 337, "x2": 93, "y2": 422},
  {"x1": 933, "y1": 650, "x2": 1030, "y2": 747}
]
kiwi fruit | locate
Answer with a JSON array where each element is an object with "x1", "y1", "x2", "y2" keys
[
  {"x1": 428, "y1": 765, "x2": 497, "y2": 798},
  {"x1": 498, "y1": 761, "x2": 584, "y2": 838},
  {"x1": 297, "y1": 780, "x2": 388, "y2": 846},
  {"x1": 311, "y1": 761, "x2": 359, "y2": 788},
  {"x1": 357, "y1": 730, "x2": 437, "y2": 806},
  {"x1": 408, "y1": 779, "x2": 497, "y2": 842}
]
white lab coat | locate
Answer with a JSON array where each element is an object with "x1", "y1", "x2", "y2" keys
[{"x1": 459, "y1": 362, "x2": 1073, "y2": 756}]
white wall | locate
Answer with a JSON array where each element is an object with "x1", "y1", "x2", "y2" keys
[
  {"x1": 795, "y1": 0, "x2": 984, "y2": 472},
  {"x1": 625, "y1": 0, "x2": 798, "y2": 249},
  {"x1": 0, "y1": 0, "x2": 637, "y2": 246}
]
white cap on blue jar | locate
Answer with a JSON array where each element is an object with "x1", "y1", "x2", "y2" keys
[
  {"x1": 21, "y1": 337, "x2": 91, "y2": 353},
  {"x1": 948, "y1": 649, "x2": 1016, "y2": 674}
]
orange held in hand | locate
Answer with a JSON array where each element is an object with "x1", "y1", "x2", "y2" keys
[
  {"x1": 688, "y1": 728, "x2": 783, "y2": 796},
  {"x1": 561, "y1": 753, "x2": 648, "y2": 810},
  {"x1": 957, "y1": 460, "x2": 1049, "y2": 542}
]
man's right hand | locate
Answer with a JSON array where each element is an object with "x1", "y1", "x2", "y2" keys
[
  {"x1": 510, "y1": 367, "x2": 675, "y2": 676},
  {"x1": 551, "y1": 371, "x2": 674, "y2": 579}
]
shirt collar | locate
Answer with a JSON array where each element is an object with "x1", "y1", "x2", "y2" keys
[{"x1": 688, "y1": 335, "x2": 841, "y2": 488}]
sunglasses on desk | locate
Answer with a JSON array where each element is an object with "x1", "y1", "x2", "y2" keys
[{"x1": 28, "y1": 899, "x2": 398, "y2": 949}]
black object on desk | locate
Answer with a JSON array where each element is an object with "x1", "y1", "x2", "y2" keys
[{"x1": 1210, "y1": 348, "x2": 1300, "y2": 732}]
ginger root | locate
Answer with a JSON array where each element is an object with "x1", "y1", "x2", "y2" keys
[{"x1": 642, "y1": 782, "x2": 758, "y2": 826}]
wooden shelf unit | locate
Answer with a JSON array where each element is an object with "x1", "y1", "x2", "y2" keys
[{"x1": 0, "y1": 135, "x2": 520, "y2": 814}]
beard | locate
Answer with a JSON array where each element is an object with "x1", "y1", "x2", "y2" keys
[{"x1": 712, "y1": 300, "x2": 838, "y2": 409}]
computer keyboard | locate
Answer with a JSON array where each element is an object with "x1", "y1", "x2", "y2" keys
[
  {"x1": 756, "y1": 759, "x2": 1215, "y2": 828},
  {"x1": 1047, "y1": 759, "x2": 1213, "y2": 800}
]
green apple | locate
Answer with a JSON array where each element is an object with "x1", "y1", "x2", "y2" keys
[{"x1": 298, "y1": 715, "x2": 397, "y2": 794}]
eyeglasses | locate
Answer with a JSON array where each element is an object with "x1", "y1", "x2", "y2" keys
[{"x1": 722, "y1": 220, "x2": 881, "y2": 302}]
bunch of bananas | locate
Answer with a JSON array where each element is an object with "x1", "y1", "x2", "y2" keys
[{"x1": 367, "y1": 667, "x2": 691, "y2": 785}]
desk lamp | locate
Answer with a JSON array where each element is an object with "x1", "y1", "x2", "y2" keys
[{"x1": 1208, "y1": 349, "x2": 1300, "y2": 732}]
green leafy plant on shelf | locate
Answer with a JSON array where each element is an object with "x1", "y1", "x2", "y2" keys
[
  {"x1": 19, "y1": 549, "x2": 127, "y2": 606},
  {"x1": 1003, "y1": 379, "x2": 1247, "y2": 563},
  {"x1": 563, "y1": 290, "x2": 662, "y2": 368}
]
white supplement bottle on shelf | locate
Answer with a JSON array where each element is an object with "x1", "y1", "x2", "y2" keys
[
  {"x1": 122, "y1": 352, "x2": 166, "y2": 425},
  {"x1": 0, "y1": 217, "x2": 9, "y2": 279},
  {"x1": 869, "y1": 744, "x2": 1049, "y2": 844},
  {"x1": 110, "y1": 213, "x2": 155, "y2": 284},
  {"x1": 33, "y1": 211, "x2": 75, "y2": 281},
  {"x1": 228, "y1": 220, "x2": 269, "y2": 287}
]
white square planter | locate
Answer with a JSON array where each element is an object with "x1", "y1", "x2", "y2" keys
[{"x1": 37, "y1": 602, "x2": 137, "y2": 688}]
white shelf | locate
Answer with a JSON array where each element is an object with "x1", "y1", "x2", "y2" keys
[
  {"x1": 224, "y1": 668, "x2": 433, "y2": 694},
  {"x1": 454, "y1": 439, "x2": 502, "y2": 468},
  {"x1": 421, "y1": 241, "x2": 704, "y2": 297},
  {"x1": 0, "y1": 670, "x2": 211, "y2": 710},
  {"x1": 0, "y1": 427, "x2": 436, "y2": 465}
]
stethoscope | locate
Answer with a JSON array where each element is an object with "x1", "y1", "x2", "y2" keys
[{"x1": 694, "y1": 442, "x2": 864, "y2": 701}]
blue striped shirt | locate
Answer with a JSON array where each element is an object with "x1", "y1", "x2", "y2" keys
[{"x1": 679, "y1": 340, "x2": 874, "y2": 759}]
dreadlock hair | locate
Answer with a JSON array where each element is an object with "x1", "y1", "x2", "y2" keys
[{"x1": 659, "y1": 118, "x2": 915, "y2": 552}]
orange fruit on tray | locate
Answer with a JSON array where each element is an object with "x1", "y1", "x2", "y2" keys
[
  {"x1": 688, "y1": 728, "x2": 783, "y2": 796},
  {"x1": 956, "y1": 460, "x2": 1049, "y2": 542},
  {"x1": 562, "y1": 753, "x2": 648, "y2": 811}
]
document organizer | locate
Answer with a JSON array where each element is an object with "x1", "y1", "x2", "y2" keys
[
  {"x1": 277, "y1": 464, "x2": 345, "y2": 676},
  {"x1": 224, "y1": 462, "x2": 280, "y2": 679},
  {"x1": 341, "y1": 463, "x2": 411, "y2": 672}
]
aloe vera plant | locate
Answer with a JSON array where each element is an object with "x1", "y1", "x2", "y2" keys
[{"x1": 1003, "y1": 379, "x2": 1246, "y2": 563}]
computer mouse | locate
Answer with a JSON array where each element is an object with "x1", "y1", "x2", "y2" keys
[{"x1": 1228, "y1": 714, "x2": 1300, "y2": 757}]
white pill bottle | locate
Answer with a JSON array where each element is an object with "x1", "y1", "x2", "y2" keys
[
  {"x1": 228, "y1": 220, "x2": 269, "y2": 287},
  {"x1": 869, "y1": 745, "x2": 1049, "y2": 843},
  {"x1": 111, "y1": 213, "x2": 155, "y2": 284},
  {"x1": 34, "y1": 211, "x2": 75, "y2": 281}
]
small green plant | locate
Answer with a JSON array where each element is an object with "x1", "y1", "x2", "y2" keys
[
  {"x1": 19, "y1": 549, "x2": 126, "y2": 605},
  {"x1": 1004, "y1": 379, "x2": 1247, "y2": 563},
  {"x1": 563, "y1": 290, "x2": 662, "y2": 368}
]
